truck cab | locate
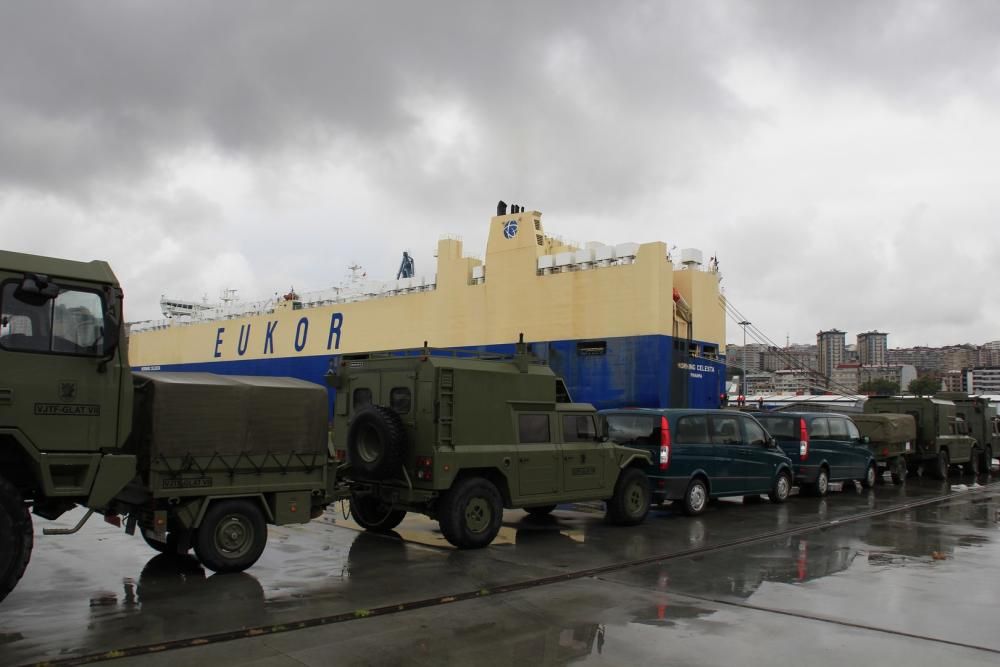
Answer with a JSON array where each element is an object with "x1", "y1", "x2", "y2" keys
[{"x1": 0, "y1": 251, "x2": 134, "y2": 518}]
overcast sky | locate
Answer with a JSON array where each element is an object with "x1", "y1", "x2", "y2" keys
[{"x1": 1, "y1": 1, "x2": 998, "y2": 348}]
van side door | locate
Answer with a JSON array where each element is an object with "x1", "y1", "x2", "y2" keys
[{"x1": 707, "y1": 413, "x2": 745, "y2": 494}]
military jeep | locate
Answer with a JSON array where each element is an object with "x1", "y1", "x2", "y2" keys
[{"x1": 327, "y1": 342, "x2": 652, "y2": 549}]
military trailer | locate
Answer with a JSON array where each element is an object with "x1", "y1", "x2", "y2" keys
[
  {"x1": 851, "y1": 413, "x2": 917, "y2": 484},
  {"x1": 862, "y1": 396, "x2": 981, "y2": 480},
  {"x1": 0, "y1": 250, "x2": 339, "y2": 602},
  {"x1": 327, "y1": 343, "x2": 653, "y2": 549},
  {"x1": 936, "y1": 392, "x2": 998, "y2": 473}
]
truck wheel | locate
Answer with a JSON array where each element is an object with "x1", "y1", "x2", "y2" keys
[
  {"x1": 768, "y1": 471, "x2": 791, "y2": 504},
  {"x1": 0, "y1": 476, "x2": 33, "y2": 603},
  {"x1": 346, "y1": 405, "x2": 407, "y2": 480},
  {"x1": 438, "y1": 477, "x2": 503, "y2": 549},
  {"x1": 194, "y1": 500, "x2": 267, "y2": 574},
  {"x1": 524, "y1": 505, "x2": 557, "y2": 517},
  {"x1": 890, "y1": 457, "x2": 907, "y2": 485},
  {"x1": 681, "y1": 478, "x2": 708, "y2": 516},
  {"x1": 605, "y1": 467, "x2": 650, "y2": 526},
  {"x1": 931, "y1": 450, "x2": 949, "y2": 481},
  {"x1": 350, "y1": 494, "x2": 407, "y2": 532}
]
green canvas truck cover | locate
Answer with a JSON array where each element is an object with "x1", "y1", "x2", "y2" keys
[
  {"x1": 131, "y1": 372, "x2": 327, "y2": 463},
  {"x1": 852, "y1": 414, "x2": 917, "y2": 444}
]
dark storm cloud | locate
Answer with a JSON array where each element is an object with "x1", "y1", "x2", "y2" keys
[{"x1": 0, "y1": 1, "x2": 746, "y2": 203}]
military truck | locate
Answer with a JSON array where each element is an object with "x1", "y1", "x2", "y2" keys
[
  {"x1": 327, "y1": 342, "x2": 653, "y2": 549},
  {"x1": 0, "y1": 250, "x2": 338, "y2": 602},
  {"x1": 936, "y1": 392, "x2": 998, "y2": 473},
  {"x1": 851, "y1": 413, "x2": 917, "y2": 484},
  {"x1": 862, "y1": 396, "x2": 981, "y2": 480}
]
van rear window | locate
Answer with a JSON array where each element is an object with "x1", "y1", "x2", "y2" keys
[{"x1": 606, "y1": 415, "x2": 657, "y2": 445}]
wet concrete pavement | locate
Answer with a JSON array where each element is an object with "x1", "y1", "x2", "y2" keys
[{"x1": 2, "y1": 475, "x2": 999, "y2": 666}]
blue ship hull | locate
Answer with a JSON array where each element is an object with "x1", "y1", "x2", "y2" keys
[{"x1": 135, "y1": 334, "x2": 725, "y2": 418}]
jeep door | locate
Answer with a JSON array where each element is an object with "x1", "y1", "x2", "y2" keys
[
  {"x1": 559, "y1": 414, "x2": 607, "y2": 493},
  {"x1": 515, "y1": 413, "x2": 562, "y2": 497}
]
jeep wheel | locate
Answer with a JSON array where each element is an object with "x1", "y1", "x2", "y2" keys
[
  {"x1": 524, "y1": 505, "x2": 557, "y2": 517},
  {"x1": 194, "y1": 500, "x2": 267, "y2": 573},
  {"x1": 681, "y1": 478, "x2": 709, "y2": 517},
  {"x1": 969, "y1": 449, "x2": 982, "y2": 477},
  {"x1": 438, "y1": 477, "x2": 503, "y2": 549},
  {"x1": 768, "y1": 471, "x2": 791, "y2": 504},
  {"x1": 141, "y1": 529, "x2": 192, "y2": 556},
  {"x1": 890, "y1": 457, "x2": 908, "y2": 485},
  {"x1": 346, "y1": 405, "x2": 407, "y2": 480},
  {"x1": 350, "y1": 494, "x2": 407, "y2": 532},
  {"x1": 930, "y1": 450, "x2": 949, "y2": 481},
  {"x1": 605, "y1": 467, "x2": 650, "y2": 526},
  {"x1": 0, "y1": 475, "x2": 34, "y2": 603},
  {"x1": 860, "y1": 463, "x2": 877, "y2": 489}
]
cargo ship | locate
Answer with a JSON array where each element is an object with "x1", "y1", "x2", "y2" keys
[{"x1": 128, "y1": 202, "x2": 727, "y2": 413}]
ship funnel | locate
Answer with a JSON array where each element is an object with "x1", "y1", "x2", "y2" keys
[{"x1": 497, "y1": 200, "x2": 507, "y2": 216}]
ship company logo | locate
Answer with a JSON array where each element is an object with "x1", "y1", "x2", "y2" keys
[
  {"x1": 214, "y1": 312, "x2": 345, "y2": 358},
  {"x1": 503, "y1": 219, "x2": 518, "y2": 239}
]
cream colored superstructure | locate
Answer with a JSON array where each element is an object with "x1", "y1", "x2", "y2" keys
[{"x1": 128, "y1": 210, "x2": 725, "y2": 367}]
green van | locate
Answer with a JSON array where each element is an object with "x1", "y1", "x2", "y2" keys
[
  {"x1": 753, "y1": 412, "x2": 877, "y2": 496},
  {"x1": 600, "y1": 409, "x2": 795, "y2": 516}
]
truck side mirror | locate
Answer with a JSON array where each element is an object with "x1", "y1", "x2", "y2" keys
[{"x1": 598, "y1": 417, "x2": 610, "y2": 442}]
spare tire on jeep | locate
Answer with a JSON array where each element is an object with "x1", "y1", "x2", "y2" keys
[{"x1": 347, "y1": 405, "x2": 407, "y2": 479}]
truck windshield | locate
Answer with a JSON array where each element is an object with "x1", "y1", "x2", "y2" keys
[{"x1": 0, "y1": 282, "x2": 106, "y2": 356}]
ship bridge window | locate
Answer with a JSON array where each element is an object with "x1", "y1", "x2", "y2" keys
[
  {"x1": 577, "y1": 341, "x2": 607, "y2": 356},
  {"x1": 702, "y1": 344, "x2": 718, "y2": 359},
  {"x1": 390, "y1": 387, "x2": 411, "y2": 414},
  {"x1": 353, "y1": 388, "x2": 372, "y2": 411}
]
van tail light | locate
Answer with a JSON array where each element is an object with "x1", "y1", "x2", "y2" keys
[
  {"x1": 799, "y1": 418, "x2": 809, "y2": 461},
  {"x1": 660, "y1": 416, "x2": 671, "y2": 471}
]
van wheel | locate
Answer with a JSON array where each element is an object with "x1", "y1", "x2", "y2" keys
[
  {"x1": 890, "y1": 457, "x2": 908, "y2": 485},
  {"x1": 194, "y1": 500, "x2": 268, "y2": 574},
  {"x1": 525, "y1": 505, "x2": 557, "y2": 517},
  {"x1": 350, "y1": 494, "x2": 407, "y2": 532},
  {"x1": 930, "y1": 450, "x2": 949, "y2": 481},
  {"x1": 805, "y1": 467, "x2": 829, "y2": 497},
  {"x1": 438, "y1": 477, "x2": 503, "y2": 549},
  {"x1": 605, "y1": 468, "x2": 650, "y2": 526},
  {"x1": 0, "y1": 476, "x2": 33, "y2": 603},
  {"x1": 346, "y1": 405, "x2": 407, "y2": 480},
  {"x1": 682, "y1": 479, "x2": 709, "y2": 516},
  {"x1": 768, "y1": 471, "x2": 791, "y2": 504},
  {"x1": 860, "y1": 463, "x2": 877, "y2": 489}
]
